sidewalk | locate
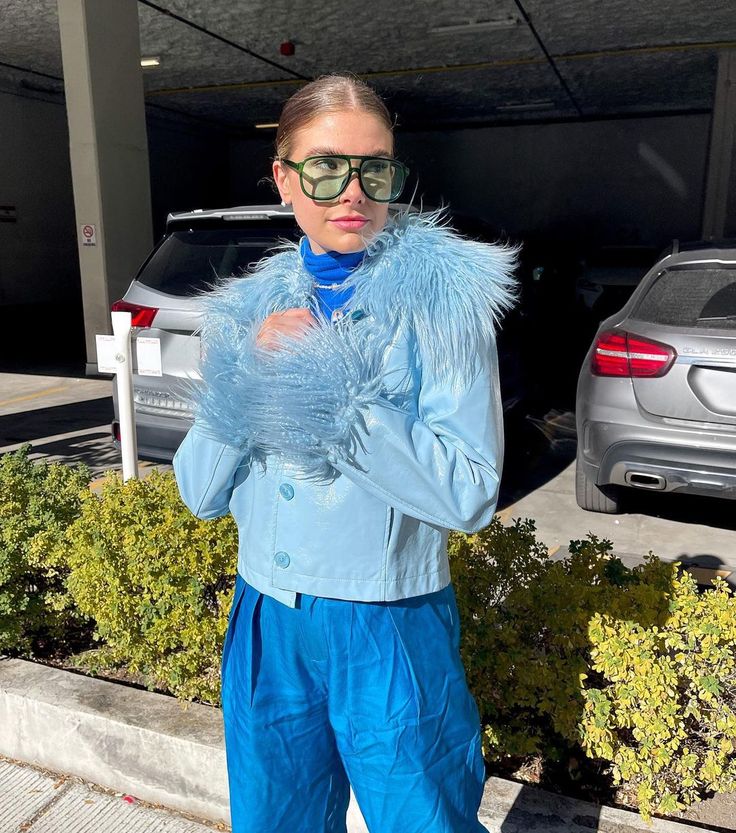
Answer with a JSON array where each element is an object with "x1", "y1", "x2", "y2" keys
[
  {"x1": 0, "y1": 371, "x2": 170, "y2": 489},
  {"x1": 0, "y1": 755, "x2": 223, "y2": 833},
  {"x1": 4, "y1": 752, "x2": 730, "y2": 833},
  {"x1": 1, "y1": 654, "x2": 731, "y2": 833}
]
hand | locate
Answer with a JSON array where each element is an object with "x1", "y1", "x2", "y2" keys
[{"x1": 255, "y1": 308, "x2": 317, "y2": 350}]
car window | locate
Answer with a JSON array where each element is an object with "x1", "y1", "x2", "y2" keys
[
  {"x1": 137, "y1": 226, "x2": 298, "y2": 297},
  {"x1": 631, "y1": 266, "x2": 736, "y2": 329}
]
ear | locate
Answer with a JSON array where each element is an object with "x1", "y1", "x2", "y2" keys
[{"x1": 272, "y1": 159, "x2": 292, "y2": 205}]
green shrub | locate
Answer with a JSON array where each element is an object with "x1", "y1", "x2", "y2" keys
[
  {"x1": 8, "y1": 449, "x2": 735, "y2": 817},
  {"x1": 449, "y1": 517, "x2": 553, "y2": 758},
  {"x1": 0, "y1": 444, "x2": 91, "y2": 654},
  {"x1": 450, "y1": 518, "x2": 736, "y2": 818},
  {"x1": 582, "y1": 570, "x2": 736, "y2": 820},
  {"x1": 45, "y1": 469, "x2": 239, "y2": 704},
  {"x1": 450, "y1": 520, "x2": 672, "y2": 760}
]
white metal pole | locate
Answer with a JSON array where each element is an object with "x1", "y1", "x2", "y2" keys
[{"x1": 111, "y1": 310, "x2": 138, "y2": 481}]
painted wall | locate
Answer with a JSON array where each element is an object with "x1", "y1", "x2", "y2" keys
[
  {"x1": 0, "y1": 91, "x2": 232, "y2": 365},
  {"x1": 147, "y1": 117, "x2": 231, "y2": 240},
  {"x1": 0, "y1": 90, "x2": 234, "y2": 308},
  {"x1": 0, "y1": 91, "x2": 725, "y2": 369},
  {"x1": 227, "y1": 134, "x2": 279, "y2": 206},
  {"x1": 395, "y1": 113, "x2": 712, "y2": 249},
  {"x1": 0, "y1": 90, "x2": 78, "y2": 307}
]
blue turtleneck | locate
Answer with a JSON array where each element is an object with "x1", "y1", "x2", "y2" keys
[{"x1": 299, "y1": 237, "x2": 365, "y2": 322}]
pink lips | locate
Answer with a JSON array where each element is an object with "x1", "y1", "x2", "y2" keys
[{"x1": 330, "y1": 216, "x2": 369, "y2": 232}]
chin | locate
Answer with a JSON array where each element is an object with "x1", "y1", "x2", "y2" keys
[
  {"x1": 337, "y1": 242, "x2": 368, "y2": 254},
  {"x1": 329, "y1": 232, "x2": 369, "y2": 254}
]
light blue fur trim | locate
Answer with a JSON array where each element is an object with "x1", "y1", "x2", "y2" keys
[
  {"x1": 346, "y1": 208, "x2": 520, "y2": 380},
  {"x1": 179, "y1": 210, "x2": 520, "y2": 477}
]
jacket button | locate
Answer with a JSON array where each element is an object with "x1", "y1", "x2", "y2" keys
[
  {"x1": 279, "y1": 483, "x2": 295, "y2": 500},
  {"x1": 274, "y1": 551, "x2": 290, "y2": 568}
]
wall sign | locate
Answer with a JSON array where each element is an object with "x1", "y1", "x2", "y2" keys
[{"x1": 81, "y1": 223, "x2": 97, "y2": 246}]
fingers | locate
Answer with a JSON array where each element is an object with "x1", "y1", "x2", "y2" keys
[{"x1": 255, "y1": 307, "x2": 318, "y2": 350}]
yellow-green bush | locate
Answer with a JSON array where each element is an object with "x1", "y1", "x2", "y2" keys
[
  {"x1": 450, "y1": 520, "x2": 672, "y2": 760},
  {"x1": 449, "y1": 518, "x2": 736, "y2": 818},
  {"x1": 581, "y1": 570, "x2": 736, "y2": 820},
  {"x1": 43, "y1": 469, "x2": 239, "y2": 704},
  {"x1": 0, "y1": 444, "x2": 91, "y2": 654},
  {"x1": 7, "y1": 450, "x2": 736, "y2": 817}
]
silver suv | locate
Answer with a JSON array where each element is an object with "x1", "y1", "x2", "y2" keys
[
  {"x1": 575, "y1": 240, "x2": 736, "y2": 513},
  {"x1": 110, "y1": 205, "x2": 299, "y2": 460},
  {"x1": 109, "y1": 203, "x2": 525, "y2": 462}
]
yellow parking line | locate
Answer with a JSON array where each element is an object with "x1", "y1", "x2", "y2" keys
[{"x1": 0, "y1": 385, "x2": 68, "y2": 408}]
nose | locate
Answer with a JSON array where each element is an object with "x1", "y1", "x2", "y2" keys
[{"x1": 339, "y1": 170, "x2": 365, "y2": 204}]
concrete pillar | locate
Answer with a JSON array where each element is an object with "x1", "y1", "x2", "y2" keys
[
  {"x1": 57, "y1": 0, "x2": 153, "y2": 374},
  {"x1": 702, "y1": 50, "x2": 736, "y2": 240}
]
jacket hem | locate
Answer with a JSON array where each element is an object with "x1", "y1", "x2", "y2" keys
[{"x1": 238, "y1": 560, "x2": 452, "y2": 606}]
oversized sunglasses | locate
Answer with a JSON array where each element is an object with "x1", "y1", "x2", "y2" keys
[{"x1": 281, "y1": 154, "x2": 409, "y2": 203}]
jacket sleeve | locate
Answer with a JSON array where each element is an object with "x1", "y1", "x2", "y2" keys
[
  {"x1": 172, "y1": 420, "x2": 250, "y2": 520},
  {"x1": 330, "y1": 332, "x2": 504, "y2": 533}
]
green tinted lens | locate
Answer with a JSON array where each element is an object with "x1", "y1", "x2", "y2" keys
[
  {"x1": 361, "y1": 158, "x2": 405, "y2": 202},
  {"x1": 301, "y1": 156, "x2": 350, "y2": 199}
]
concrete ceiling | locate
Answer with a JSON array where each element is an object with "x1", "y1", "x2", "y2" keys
[{"x1": 1, "y1": 0, "x2": 734, "y2": 130}]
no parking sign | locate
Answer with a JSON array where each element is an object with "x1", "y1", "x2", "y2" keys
[{"x1": 81, "y1": 223, "x2": 97, "y2": 246}]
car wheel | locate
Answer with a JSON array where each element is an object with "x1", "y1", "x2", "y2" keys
[{"x1": 575, "y1": 452, "x2": 621, "y2": 514}]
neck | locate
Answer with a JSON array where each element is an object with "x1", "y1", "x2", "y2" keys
[{"x1": 299, "y1": 238, "x2": 366, "y2": 283}]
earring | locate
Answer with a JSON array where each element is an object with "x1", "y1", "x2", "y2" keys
[{"x1": 280, "y1": 200, "x2": 287, "y2": 207}]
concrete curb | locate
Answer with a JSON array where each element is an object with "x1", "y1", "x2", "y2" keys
[
  {"x1": 478, "y1": 776, "x2": 718, "y2": 833},
  {"x1": 0, "y1": 656, "x2": 722, "y2": 832},
  {"x1": 0, "y1": 656, "x2": 230, "y2": 824}
]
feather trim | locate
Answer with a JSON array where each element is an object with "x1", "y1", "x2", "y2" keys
[
  {"x1": 178, "y1": 210, "x2": 520, "y2": 476},
  {"x1": 345, "y1": 207, "x2": 521, "y2": 381}
]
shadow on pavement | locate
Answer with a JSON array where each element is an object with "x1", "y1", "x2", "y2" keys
[
  {"x1": 624, "y1": 490, "x2": 736, "y2": 533},
  {"x1": 0, "y1": 397, "x2": 113, "y2": 445},
  {"x1": 1, "y1": 430, "x2": 120, "y2": 474},
  {"x1": 0, "y1": 360, "x2": 88, "y2": 378},
  {"x1": 0, "y1": 397, "x2": 118, "y2": 474},
  {"x1": 497, "y1": 781, "x2": 601, "y2": 832},
  {"x1": 677, "y1": 553, "x2": 736, "y2": 591}
]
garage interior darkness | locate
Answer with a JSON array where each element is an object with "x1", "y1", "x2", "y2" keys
[{"x1": 0, "y1": 0, "x2": 735, "y2": 381}]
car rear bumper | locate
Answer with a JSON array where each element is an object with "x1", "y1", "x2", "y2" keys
[
  {"x1": 577, "y1": 377, "x2": 736, "y2": 501},
  {"x1": 598, "y1": 440, "x2": 736, "y2": 498}
]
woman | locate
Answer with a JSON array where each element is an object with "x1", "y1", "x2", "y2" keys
[{"x1": 173, "y1": 74, "x2": 519, "y2": 833}]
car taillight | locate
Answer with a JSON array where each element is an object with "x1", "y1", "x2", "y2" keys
[
  {"x1": 591, "y1": 330, "x2": 676, "y2": 378},
  {"x1": 111, "y1": 299, "x2": 158, "y2": 328}
]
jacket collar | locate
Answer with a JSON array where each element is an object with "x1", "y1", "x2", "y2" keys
[{"x1": 199, "y1": 209, "x2": 520, "y2": 384}]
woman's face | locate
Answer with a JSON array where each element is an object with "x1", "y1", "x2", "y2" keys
[{"x1": 273, "y1": 110, "x2": 393, "y2": 254}]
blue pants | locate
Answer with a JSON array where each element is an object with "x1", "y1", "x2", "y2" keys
[{"x1": 221, "y1": 572, "x2": 487, "y2": 833}]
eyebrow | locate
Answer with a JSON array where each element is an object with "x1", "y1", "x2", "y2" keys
[{"x1": 302, "y1": 146, "x2": 394, "y2": 158}]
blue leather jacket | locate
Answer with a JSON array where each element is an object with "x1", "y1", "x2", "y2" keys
[{"x1": 173, "y1": 212, "x2": 519, "y2": 607}]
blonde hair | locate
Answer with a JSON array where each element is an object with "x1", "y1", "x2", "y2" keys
[{"x1": 275, "y1": 74, "x2": 394, "y2": 159}]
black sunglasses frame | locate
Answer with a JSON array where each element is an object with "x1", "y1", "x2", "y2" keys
[{"x1": 281, "y1": 154, "x2": 409, "y2": 203}]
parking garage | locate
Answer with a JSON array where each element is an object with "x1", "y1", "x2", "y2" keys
[{"x1": 1, "y1": 0, "x2": 736, "y2": 577}]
